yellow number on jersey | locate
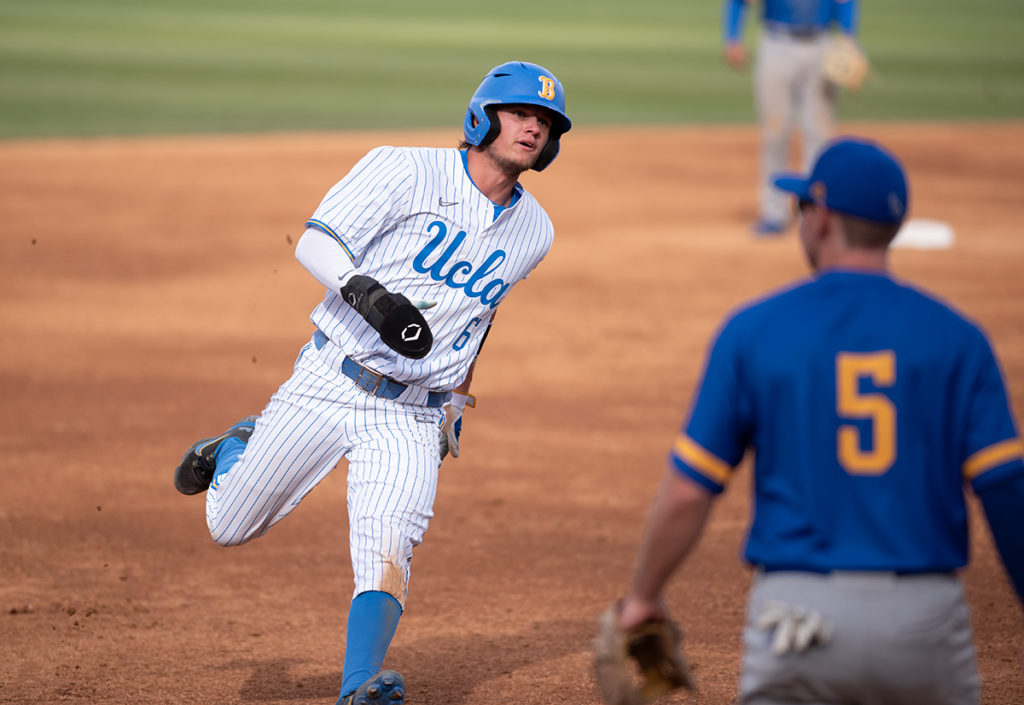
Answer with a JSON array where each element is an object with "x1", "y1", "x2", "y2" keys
[
  {"x1": 538, "y1": 76, "x2": 556, "y2": 100},
  {"x1": 836, "y1": 351, "x2": 896, "y2": 475}
]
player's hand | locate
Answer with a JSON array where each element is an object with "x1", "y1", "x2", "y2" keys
[
  {"x1": 618, "y1": 595, "x2": 667, "y2": 631},
  {"x1": 341, "y1": 275, "x2": 433, "y2": 358},
  {"x1": 439, "y1": 409, "x2": 462, "y2": 460},
  {"x1": 594, "y1": 600, "x2": 696, "y2": 704},
  {"x1": 724, "y1": 42, "x2": 747, "y2": 70},
  {"x1": 439, "y1": 392, "x2": 475, "y2": 461}
]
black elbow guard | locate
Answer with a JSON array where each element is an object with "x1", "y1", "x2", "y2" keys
[{"x1": 341, "y1": 275, "x2": 433, "y2": 359}]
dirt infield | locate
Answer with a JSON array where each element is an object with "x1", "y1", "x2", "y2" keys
[{"x1": 1, "y1": 123, "x2": 1022, "y2": 704}]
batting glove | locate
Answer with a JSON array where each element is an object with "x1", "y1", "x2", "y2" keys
[
  {"x1": 755, "y1": 600, "x2": 833, "y2": 655},
  {"x1": 439, "y1": 392, "x2": 475, "y2": 460}
]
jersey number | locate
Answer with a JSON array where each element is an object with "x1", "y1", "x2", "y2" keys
[
  {"x1": 453, "y1": 317, "x2": 482, "y2": 351},
  {"x1": 836, "y1": 351, "x2": 896, "y2": 475}
]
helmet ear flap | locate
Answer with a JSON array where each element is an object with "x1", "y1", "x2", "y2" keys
[
  {"x1": 531, "y1": 137, "x2": 560, "y2": 172},
  {"x1": 464, "y1": 105, "x2": 502, "y2": 147},
  {"x1": 478, "y1": 106, "x2": 501, "y2": 147}
]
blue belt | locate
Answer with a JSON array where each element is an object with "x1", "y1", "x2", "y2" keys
[
  {"x1": 759, "y1": 565, "x2": 955, "y2": 577},
  {"x1": 764, "y1": 20, "x2": 824, "y2": 40},
  {"x1": 342, "y1": 356, "x2": 449, "y2": 408},
  {"x1": 313, "y1": 329, "x2": 449, "y2": 407}
]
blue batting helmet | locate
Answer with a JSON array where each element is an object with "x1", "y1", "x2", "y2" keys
[{"x1": 463, "y1": 61, "x2": 572, "y2": 171}]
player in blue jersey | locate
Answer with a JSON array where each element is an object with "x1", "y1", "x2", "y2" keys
[
  {"x1": 171, "y1": 61, "x2": 571, "y2": 705},
  {"x1": 615, "y1": 137, "x2": 1024, "y2": 703},
  {"x1": 724, "y1": 0, "x2": 861, "y2": 235}
]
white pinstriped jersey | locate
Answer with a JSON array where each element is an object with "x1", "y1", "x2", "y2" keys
[{"x1": 305, "y1": 146, "x2": 554, "y2": 391}]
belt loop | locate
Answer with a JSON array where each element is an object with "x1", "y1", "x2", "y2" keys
[{"x1": 313, "y1": 329, "x2": 328, "y2": 351}]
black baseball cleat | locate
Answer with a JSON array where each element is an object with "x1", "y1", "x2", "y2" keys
[
  {"x1": 173, "y1": 415, "x2": 259, "y2": 495},
  {"x1": 338, "y1": 670, "x2": 405, "y2": 705}
]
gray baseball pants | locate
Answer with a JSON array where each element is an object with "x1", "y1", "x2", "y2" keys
[
  {"x1": 740, "y1": 570, "x2": 980, "y2": 705},
  {"x1": 755, "y1": 31, "x2": 836, "y2": 225}
]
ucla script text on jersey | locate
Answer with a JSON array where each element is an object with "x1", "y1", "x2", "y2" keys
[{"x1": 305, "y1": 146, "x2": 553, "y2": 390}]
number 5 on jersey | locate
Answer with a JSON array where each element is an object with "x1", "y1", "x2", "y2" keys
[{"x1": 836, "y1": 351, "x2": 896, "y2": 475}]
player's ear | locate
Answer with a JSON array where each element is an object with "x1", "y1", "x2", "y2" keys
[
  {"x1": 821, "y1": 207, "x2": 851, "y2": 251},
  {"x1": 798, "y1": 202, "x2": 827, "y2": 248}
]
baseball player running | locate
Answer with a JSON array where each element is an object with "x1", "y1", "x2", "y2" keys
[
  {"x1": 616, "y1": 138, "x2": 1024, "y2": 703},
  {"x1": 724, "y1": 0, "x2": 860, "y2": 235},
  {"x1": 172, "y1": 61, "x2": 571, "y2": 705}
]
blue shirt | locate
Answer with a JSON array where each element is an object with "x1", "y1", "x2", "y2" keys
[
  {"x1": 670, "y1": 270, "x2": 1024, "y2": 573},
  {"x1": 724, "y1": 0, "x2": 858, "y2": 42}
]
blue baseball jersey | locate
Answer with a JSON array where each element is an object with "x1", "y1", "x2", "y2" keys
[
  {"x1": 724, "y1": 0, "x2": 857, "y2": 41},
  {"x1": 671, "y1": 270, "x2": 1024, "y2": 573}
]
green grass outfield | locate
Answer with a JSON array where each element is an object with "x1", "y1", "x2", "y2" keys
[{"x1": 1, "y1": 0, "x2": 1022, "y2": 139}]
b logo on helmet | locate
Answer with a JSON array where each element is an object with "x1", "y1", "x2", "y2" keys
[{"x1": 538, "y1": 76, "x2": 556, "y2": 101}]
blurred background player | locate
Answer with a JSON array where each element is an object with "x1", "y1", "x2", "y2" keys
[
  {"x1": 616, "y1": 137, "x2": 1024, "y2": 703},
  {"x1": 172, "y1": 61, "x2": 571, "y2": 705},
  {"x1": 723, "y1": 0, "x2": 861, "y2": 235}
]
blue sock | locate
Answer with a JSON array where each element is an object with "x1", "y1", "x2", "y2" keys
[
  {"x1": 212, "y1": 436, "x2": 246, "y2": 483},
  {"x1": 338, "y1": 591, "x2": 402, "y2": 701}
]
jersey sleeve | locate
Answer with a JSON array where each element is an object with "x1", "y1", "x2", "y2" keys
[
  {"x1": 304, "y1": 146, "x2": 413, "y2": 264},
  {"x1": 723, "y1": 0, "x2": 748, "y2": 42},
  {"x1": 833, "y1": 0, "x2": 858, "y2": 35},
  {"x1": 669, "y1": 316, "x2": 752, "y2": 494},
  {"x1": 962, "y1": 329, "x2": 1024, "y2": 492}
]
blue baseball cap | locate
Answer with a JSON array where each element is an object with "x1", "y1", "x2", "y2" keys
[{"x1": 773, "y1": 137, "x2": 909, "y2": 224}]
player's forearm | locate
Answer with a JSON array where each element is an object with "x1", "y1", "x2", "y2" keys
[
  {"x1": 628, "y1": 469, "x2": 714, "y2": 603},
  {"x1": 453, "y1": 367, "x2": 475, "y2": 395},
  {"x1": 295, "y1": 227, "x2": 357, "y2": 291}
]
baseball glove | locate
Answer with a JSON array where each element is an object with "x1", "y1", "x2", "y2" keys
[
  {"x1": 594, "y1": 605, "x2": 696, "y2": 705},
  {"x1": 822, "y1": 35, "x2": 869, "y2": 91}
]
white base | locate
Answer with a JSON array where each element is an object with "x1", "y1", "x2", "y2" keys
[{"x1": 892, "y1": 219, "x2": 955, "y2": 250}]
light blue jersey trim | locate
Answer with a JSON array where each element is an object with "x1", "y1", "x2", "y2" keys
[
  {"x1": 459, "y1": 149, "x2": 522, "y2": 222},
  {"x1": 305, "y1": 218, "x2": 356, "y2": 262}
]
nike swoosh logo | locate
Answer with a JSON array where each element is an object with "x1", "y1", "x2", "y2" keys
[{"x1": 438, "y1": 197, "x2": 459, "y2": 207}]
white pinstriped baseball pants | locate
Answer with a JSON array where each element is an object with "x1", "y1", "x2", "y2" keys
[{"x1": 205, "y1": 334, "x2": 444, "y2": 607}]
